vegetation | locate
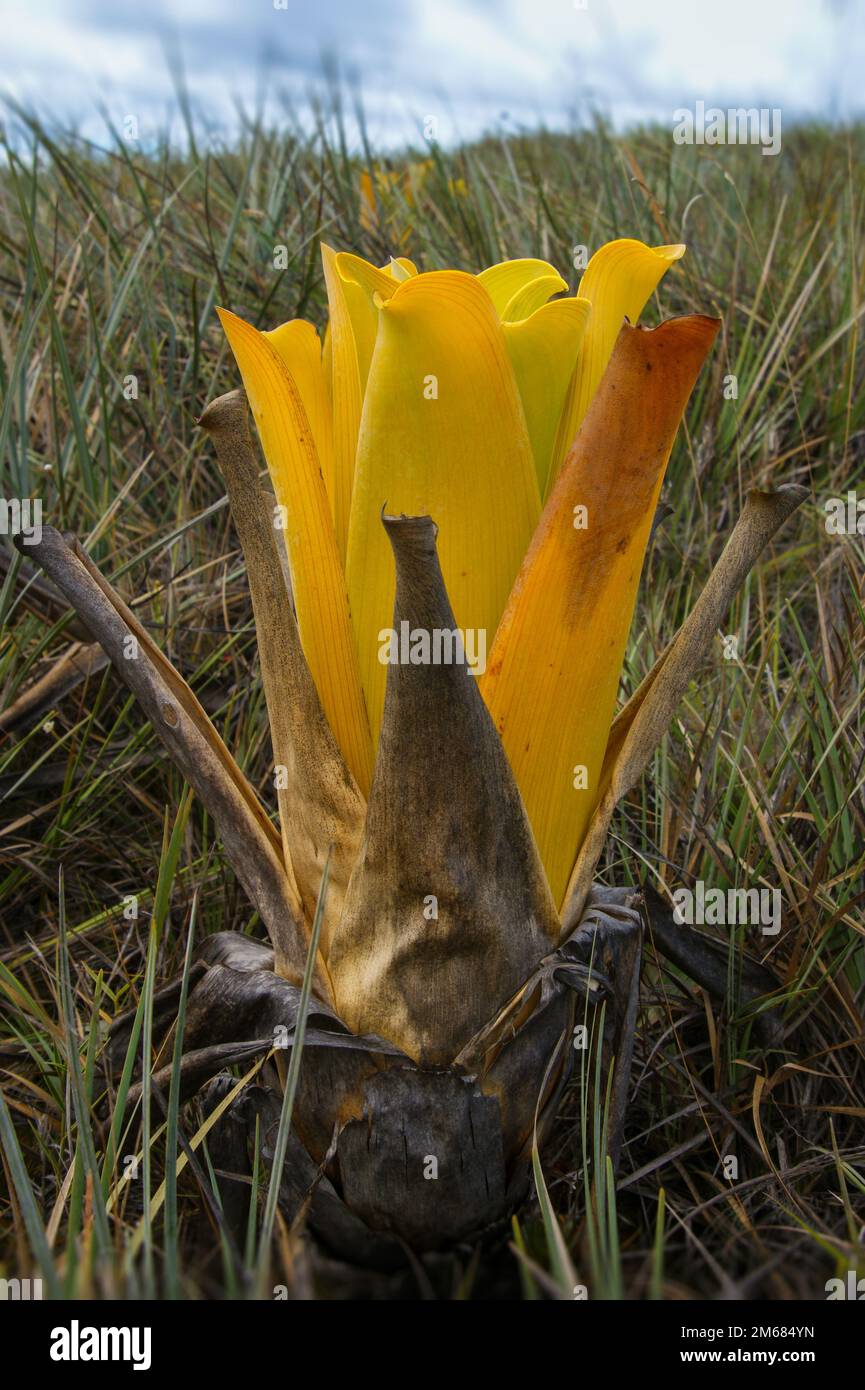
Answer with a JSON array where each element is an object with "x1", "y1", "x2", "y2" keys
[{"x1": 1, "y1": 102, "x2": 863, "y2": 1298}]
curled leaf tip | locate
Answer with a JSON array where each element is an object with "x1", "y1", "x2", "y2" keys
[
  {"x1": 381, "y1": 510, "x2": 439, "y2": 551},
  {"x1": 196, "y1": 386, "x2": 245, "y2": 433},
  {"x1": 548, "y1": 237, "x2": 690, "y2": 487}
]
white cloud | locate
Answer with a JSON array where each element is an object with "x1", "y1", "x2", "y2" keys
[{"x1": 0, "y1": 0, "x2": 861, "y2": 146}]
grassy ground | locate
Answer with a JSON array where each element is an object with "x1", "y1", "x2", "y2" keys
[{"x1": 1, "y1": 104, "x2": 864, "y2": 1299}]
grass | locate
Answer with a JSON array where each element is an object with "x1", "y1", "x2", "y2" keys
[{"x1": 0, "y1": 99, "x2": 863, "y2": 1299}]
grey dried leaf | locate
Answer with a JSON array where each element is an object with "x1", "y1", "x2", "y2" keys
[
  {"x1": 16, "y1": 526, "x2": 319, "y2": 991},
  {"x1": 327, "y1": 512, "x2": 560, "y2": 1066}
]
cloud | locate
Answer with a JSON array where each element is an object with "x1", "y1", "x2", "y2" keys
[{"x1": 0, "y1": 0, "x2": 862, "y2": 146}]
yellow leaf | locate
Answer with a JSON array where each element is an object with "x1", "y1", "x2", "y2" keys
[
  {"x1": 322, "y1": 321, "x2": 333, "y2": 408},
  {"x1": 549, "y1": 239, "x2": 685, "y2": 488},
  {"x1": 334, "y1": 253, "x2": 419, "y2": 344},
  {"x1": 502, "y1": 273, "x2": 568, "y2": 323},
  {"x1": 321, "y1": 243, "x2": 365, "y2": 560},
  {"x1": 264, "y1": 319, "x2": 335, "y2": 521},
  {"x1": 482, "y1": 314, "x2": 719, "y2": 906},
  {"x1": 217, "y1": 307, "x2": 373, "y2": 794},
  {"x1": 503, "y1": 296, "x2": 591, "y2": 496},
  {"x1": 346, "y1": 270, "x2": 541, "y2": 744},
  {"x1": 478, "y1": 257, "x2": 566, "y2": 319},
  {"x1": 389, "y1": 256, "x2": 418, "y2": 281},
  {"x1": 320, "y1": 249, "x2": 420, "y2": 551},
  {"x1": 333, "y1": 251, "x2": 400, "y2": 388}
]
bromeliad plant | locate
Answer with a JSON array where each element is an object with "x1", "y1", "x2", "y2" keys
[{"x1": 23, "y1": 238, "x2": 805, "y2": 1264}]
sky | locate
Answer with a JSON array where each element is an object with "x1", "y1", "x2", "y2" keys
[{"x1": 1, "y1": 0, "x2": 863, "y2": 148}]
